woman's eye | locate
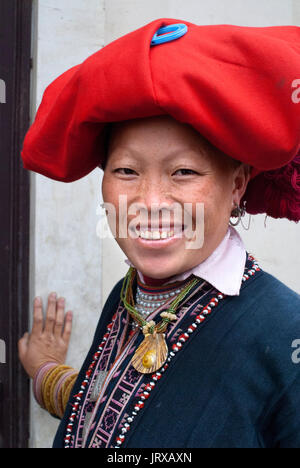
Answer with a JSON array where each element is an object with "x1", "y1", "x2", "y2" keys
[
  {"x1": 114, "y1": 168, "x2": 137, "y2": 175},
  {"x1": 113, "y1": 168, "x2": 198, "y2": 176},
  {"x1": 174, "y1": 169, "x2": 198, "y2": 176}
]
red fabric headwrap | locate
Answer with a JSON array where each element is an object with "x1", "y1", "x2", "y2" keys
[{"x1": 21, "y1": 18, "x2": 300, "y2": 221}]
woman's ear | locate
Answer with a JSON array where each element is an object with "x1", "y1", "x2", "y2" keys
[{"x1": 232, "y1": 164, "x2": 251, "y2": 206}]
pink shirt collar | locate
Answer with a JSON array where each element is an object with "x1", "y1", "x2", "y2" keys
[{"x1": 124, "y1": 226, "x2": 247, "y2": 296}]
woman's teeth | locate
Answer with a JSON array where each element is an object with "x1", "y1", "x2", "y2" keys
[{"x1": 139, "y1": 230, "x2": 174, "y2": 240}]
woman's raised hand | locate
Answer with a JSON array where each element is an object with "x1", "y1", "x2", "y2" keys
[{"x1": 18, "y1": 292, "x2": 73, "y2": 379}]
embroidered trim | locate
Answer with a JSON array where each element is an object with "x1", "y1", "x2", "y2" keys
[
  {"x1": 73, "y1": 302, "x2": 132, "y2": 447},
  {"x1": 64, "y1": 309, "x2": 121, "y2": 447}
]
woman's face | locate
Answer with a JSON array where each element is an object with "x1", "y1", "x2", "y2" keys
[{"x1": 102, "y1": 115, "x2": 250, "y2": 279}]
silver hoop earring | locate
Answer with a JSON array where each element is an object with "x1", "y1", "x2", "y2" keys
[
  {"x1": 229, "y1": 207, "x2": 242, "y2": 226},
  {"x1": 229, "y1": 200, "x2": 247, "y2": 227}
]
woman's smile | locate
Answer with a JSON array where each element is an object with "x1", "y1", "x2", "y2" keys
[{"x1": 131, "y1": 224, "x2": 186, "y2": 250}]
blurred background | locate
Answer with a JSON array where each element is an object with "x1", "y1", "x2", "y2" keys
[{"x1": 0, "y1": 0, "x2": 299, "y2": 448}]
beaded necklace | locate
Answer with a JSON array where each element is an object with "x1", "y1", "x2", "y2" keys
[
  {"x1": 120, "y1": 267, "x2": 200, "y2": 373},
  {"x1": 135, "y1": 282, "x2": 187, "y2": 320}
]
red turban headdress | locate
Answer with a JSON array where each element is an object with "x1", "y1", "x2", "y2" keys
[{"x1": 21, "y1": 18, "x2": 300, "y2": 221}]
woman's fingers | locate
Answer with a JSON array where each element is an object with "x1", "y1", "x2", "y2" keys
[
  {"x1": 43, "y1": 292, "x2": 73, "y2": 342},
  {"x1": 62, "y1": 311, "x2": 73, "y2": 344},
  {"x1": 44, "y1": 292, "x2": 58, "y2": 335},
  {"x1": 31, "y1": 296, "x2": 44, "y2": 335},
  {"x1": 34, "y1": 292, "x2": 72, "y2": 340},
  {"x1": 54, "y1": 297, "x2": 66, "y2": 338}
]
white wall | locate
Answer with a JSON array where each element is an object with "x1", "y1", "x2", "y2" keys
[
  {"x1": 29, "y1": 0, "x2": 106, "y2": 448},
  {"x1": 30, "y1": 0, "x2": 299, "y2": 448},
  {"x1": 105, "y1": 0, "x2": 298, "y2": 43}
]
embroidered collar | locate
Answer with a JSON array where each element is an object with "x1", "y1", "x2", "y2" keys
[{"x1": 124, "y1": 226, "x2": 246, "y2": 296}]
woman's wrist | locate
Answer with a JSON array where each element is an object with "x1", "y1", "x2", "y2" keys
[
  {"x1": 32, "y1": 361, "x2": 79, "y2": 418},
  {"x1": 32, "y1": 362, "x2": 59, "y2": 408},
  {"x1": 53, "y1": 369, "x2": 78, "y2": 417}
]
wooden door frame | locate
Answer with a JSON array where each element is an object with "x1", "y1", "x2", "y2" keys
[{"x1": 0, "y1": 0, "x2": 32, "y2": 448}]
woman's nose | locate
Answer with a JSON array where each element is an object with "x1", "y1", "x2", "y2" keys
[
  {"x1": 139, "y1": 178, "x2": 170, "y2": 207},
  {"x1": 135, "y1": 180, "x2": 179, "y2": 224}
]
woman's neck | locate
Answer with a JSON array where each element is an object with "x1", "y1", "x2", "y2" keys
[{"x1": 141, "y1": 274, "x2": 172, "y2": 287}]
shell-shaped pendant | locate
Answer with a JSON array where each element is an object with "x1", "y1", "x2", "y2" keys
[{"x1": 131, "y1": 332, "x2": 168, "y2": 374}]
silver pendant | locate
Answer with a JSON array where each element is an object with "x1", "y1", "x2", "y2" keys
[
  {"x1": 90, "y1": 370, "x2": 108, "y2": 402},
  {"x1": 82, "y1": 370, "x2": 109, "y2": 442}
]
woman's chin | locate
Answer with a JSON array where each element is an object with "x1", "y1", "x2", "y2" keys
[
  {"x1": 128, "y1": 255, "x2": 184, "y2": 280},
  {"x1": 120, "y1": 235, "x2": 198, "y2": 279}
]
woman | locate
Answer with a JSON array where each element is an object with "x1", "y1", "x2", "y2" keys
[{"x1": 18, "y1": 19, "x2": 300, "y2": 448}]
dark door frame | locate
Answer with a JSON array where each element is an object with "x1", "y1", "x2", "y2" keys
[{"x1": 0, "y1": 0, "x2": 32, "y2": 448}]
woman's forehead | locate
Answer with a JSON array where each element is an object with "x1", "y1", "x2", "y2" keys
[
  {"x1": 108, "y1": 117, "x2": 216, "y2": 159},
  {"x1": 103, "y1": 116, "x2": 242, "y2": 172},
  {"x1": 110, "y1": 115, "x2": 199, "y2": 141},
  {"x1": 108, "y1": 145, "x2": 211, "y2": 165}
]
